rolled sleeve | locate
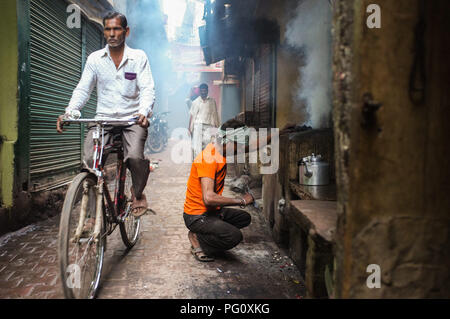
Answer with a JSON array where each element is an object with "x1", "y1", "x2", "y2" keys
[
  {"x1": 66, "y1": 55, "x2": 96, "y2": 113},
  {"x1": 137, "y1": 54, "x2": 156, "y2": 117}
]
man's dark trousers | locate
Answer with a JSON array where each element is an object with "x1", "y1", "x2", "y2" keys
[
  {"x1": 84, "y1": 124, "x2": 149, "y2": 198},
  {"x1": 184, "y1": 208, "x2": 251, "y2": 255}
]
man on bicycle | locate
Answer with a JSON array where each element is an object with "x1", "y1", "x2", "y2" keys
[{"x1": 56, "y1": 11, "x2": 155, "y2": 217}]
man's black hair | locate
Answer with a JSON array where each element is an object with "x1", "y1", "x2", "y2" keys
[
  {"x1": 220, "y1": 119, "x2": 246, "y2": 131},
  {"x1": 103, "y1": 11, "x2": 128, "y2": 29},
  {"x1": 199, "y1": 83, "x2": 208, "y2": 90}
]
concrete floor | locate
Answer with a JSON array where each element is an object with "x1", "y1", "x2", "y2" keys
[{"x1": 0, "y1": 140, "x2": 305, "y2": 299}]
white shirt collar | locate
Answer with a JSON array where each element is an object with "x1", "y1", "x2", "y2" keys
[
  {"x1": 101, "y1": 44, "x2": 135, "y2": 61},
  {"x1": 198, "y1": 96, "x2": 211, "y2": 102}
]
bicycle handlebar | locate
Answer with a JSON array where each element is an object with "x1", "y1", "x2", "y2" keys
[{"x1": 62, "y1": 117, "x2": 138, "y2": 125}]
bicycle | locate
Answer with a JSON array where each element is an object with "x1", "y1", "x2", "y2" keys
[
  {"x1": 144, "y1": 111, "x2": 170, "y2": 154},
  {"x1": 58, "y1": 117, "x2": 143, "y2": 299}
]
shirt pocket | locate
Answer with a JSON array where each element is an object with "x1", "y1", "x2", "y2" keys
[
  {"x1": 125, "y1": 72, "x2": 137, "y2": 80},
  {"x1": 122, "y1": 73, "x2": 139, "y2": 98}
]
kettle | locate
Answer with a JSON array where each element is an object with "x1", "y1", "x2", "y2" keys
[{"x1": 298, "y1": 153, "x2": 330, "y2": 186}]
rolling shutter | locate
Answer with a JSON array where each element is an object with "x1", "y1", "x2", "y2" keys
[
  {"x1": 82, "y1": 20, "x2": 104, "y2": 120},
  {"x1": 252, "y1": 44, "x2": 274, "y2": 129},
  {"x1": 28, "y1": 0, "x2": 104, "y2": 191},
  {"x1": 258, "y1": 44, "x2": 272, "y2": 128},
  {"x1": 29, "y1": 0, "x2": 82, "y2": 190}
]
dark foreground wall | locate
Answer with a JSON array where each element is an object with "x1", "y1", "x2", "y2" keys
[{"x1": 333, "y1": 0, "x2": 450, "y2": 298}]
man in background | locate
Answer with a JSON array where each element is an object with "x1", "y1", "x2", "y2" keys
[
  {"x1": 188, "y1": 83, "x2": 220, "y2": 159},
  {"x1": 185, "y1": 86, "x2": 200, "y2": 111}
]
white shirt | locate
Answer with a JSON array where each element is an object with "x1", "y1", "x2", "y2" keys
[
  {"x1": 190, "y1": 96, "x2": 220, "y2": 129},
  {"x1": 66, "y1": 44, "x2": 155, "y2": 119}
]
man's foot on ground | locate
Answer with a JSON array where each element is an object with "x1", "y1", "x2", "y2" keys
[
  {"x1": 131, "y1": 188, "x2": 148, "y2": 217},
  {"x1": 191, "y1": 246, "x2": 214, "y2": 262},
  {"x1": 188, "y1": 231, "x2": 214, "y2": 262}
]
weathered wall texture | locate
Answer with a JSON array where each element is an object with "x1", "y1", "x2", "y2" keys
[
  {"x1": 0, "y1": 0, "x2": 19, "y2": 208},
  {"x1": 333, "y1": 0, "x2": 450, "y2": 298}
]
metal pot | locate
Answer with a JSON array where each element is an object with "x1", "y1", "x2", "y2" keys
[{"x1": 298, "y1": 153, "x2": 330, "y2": 186}]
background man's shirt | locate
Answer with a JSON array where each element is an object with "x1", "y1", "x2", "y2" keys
[
  {"x1": 184, "y1": 143, "x2": 227, "y2": 215},
  {"x1": 189, "y1": 96, "x2": 220, "y2": 131},
  {"x1": 66, "y1": 44, "x2": 155, "y2": 119}
]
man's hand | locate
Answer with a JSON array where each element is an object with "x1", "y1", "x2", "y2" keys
[
  {"x1": 135, "y1": 113, "x2": 149, "y2": 128},
  {"x1": 242, "y1": 193, "x2": 254, "y2": 206},
  {"x1": 56, "y1": 114, "x2": 66, "y2": 133}
]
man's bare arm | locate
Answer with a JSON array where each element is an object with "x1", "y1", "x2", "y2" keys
[
  {"x1": 200, "y1": 177, "x2": 253, "y2": 207},
  {"x1": 188, "y1": 115, "x2": 193, "y2": 136}
]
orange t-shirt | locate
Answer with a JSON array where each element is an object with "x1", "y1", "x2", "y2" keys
[{"x1": 184, "y1": 143, "x2": 227, "y2": 215}]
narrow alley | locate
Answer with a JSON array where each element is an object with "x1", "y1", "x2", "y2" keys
[
  {"x1": 0, "y1": 141, "x2": 305, "y2": 299},
  {"x1": 1, "y1": 0, "x2": 449, "y2": 302}
]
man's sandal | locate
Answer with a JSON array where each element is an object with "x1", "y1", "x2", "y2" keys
[
  {"x1": 191, "y1": 246, "x2": 214, "y2": 262},
  {"x1": 131, "y1": 205, "x2": 147, "y2": 217},
  {"x1": 130, "y1": 188, "x2": 148, "y2": 217}
]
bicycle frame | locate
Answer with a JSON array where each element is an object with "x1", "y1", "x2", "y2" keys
[{"x1": 63, "y1": 118, "x2": 137, "y2": 242}]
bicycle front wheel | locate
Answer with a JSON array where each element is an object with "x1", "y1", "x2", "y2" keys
[
  {"x1": 119, "y1": 167, "x2": 141, "y2": 249},
  {"x1": 58, "y1": 172, "x2": 105, "y2": 299}
]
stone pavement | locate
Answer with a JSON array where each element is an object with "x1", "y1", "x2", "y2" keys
[{"x1": 0, "y1": 140, "x2": 305, "y2": 299}]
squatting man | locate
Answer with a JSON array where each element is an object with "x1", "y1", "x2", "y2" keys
[
  {"x1": 183, "y1": 119, "x2": 293, "y2": 262},
  {"x1": 56, "y1": 11, "x2": 155, "y2": 217}
]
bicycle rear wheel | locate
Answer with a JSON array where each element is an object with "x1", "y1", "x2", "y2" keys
[
  {"x1": 119, "y1": 167, "x2": 141, "y2": 248},
  {"x1": 58, "y1": 172, "x2": 105, "y2": 299}
]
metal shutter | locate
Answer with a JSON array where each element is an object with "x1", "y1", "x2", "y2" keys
[
  {"x1": 29, "y1": 0, "x2": 82, "y2": 190},
  {"x1": 245, "y1": 59, "x2": 254, "y2": 112},
  {"x1": 256, "y1": 44, "x2": 273, "y2": 129},
  {"x1": 28, "y1": 0, "x2": 104, "y2": 191},
  {"x1": 82, "y1": 20, "x2": 103, "y2": 120},
  {"x1": 253, "y1": 59, "x2": 261, "y2": 127}
]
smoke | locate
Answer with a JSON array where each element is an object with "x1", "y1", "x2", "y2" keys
[
  {"x1": 125, "y1": 0, "x2": 203, "y2": 135},
  {"x1": 286, "y1": 0, "x2": 332, "y2": 129},
  {"x1": 126, "y1": 0, "x2": 174, "y2": 114}
]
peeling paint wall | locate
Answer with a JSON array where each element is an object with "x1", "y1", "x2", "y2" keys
[
  {"x1": 0, "y1": 0, "x2": 19, "y2": 208},
  {"x1": 333, "y1": 0, "x2": 450, "y2": 298}
]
